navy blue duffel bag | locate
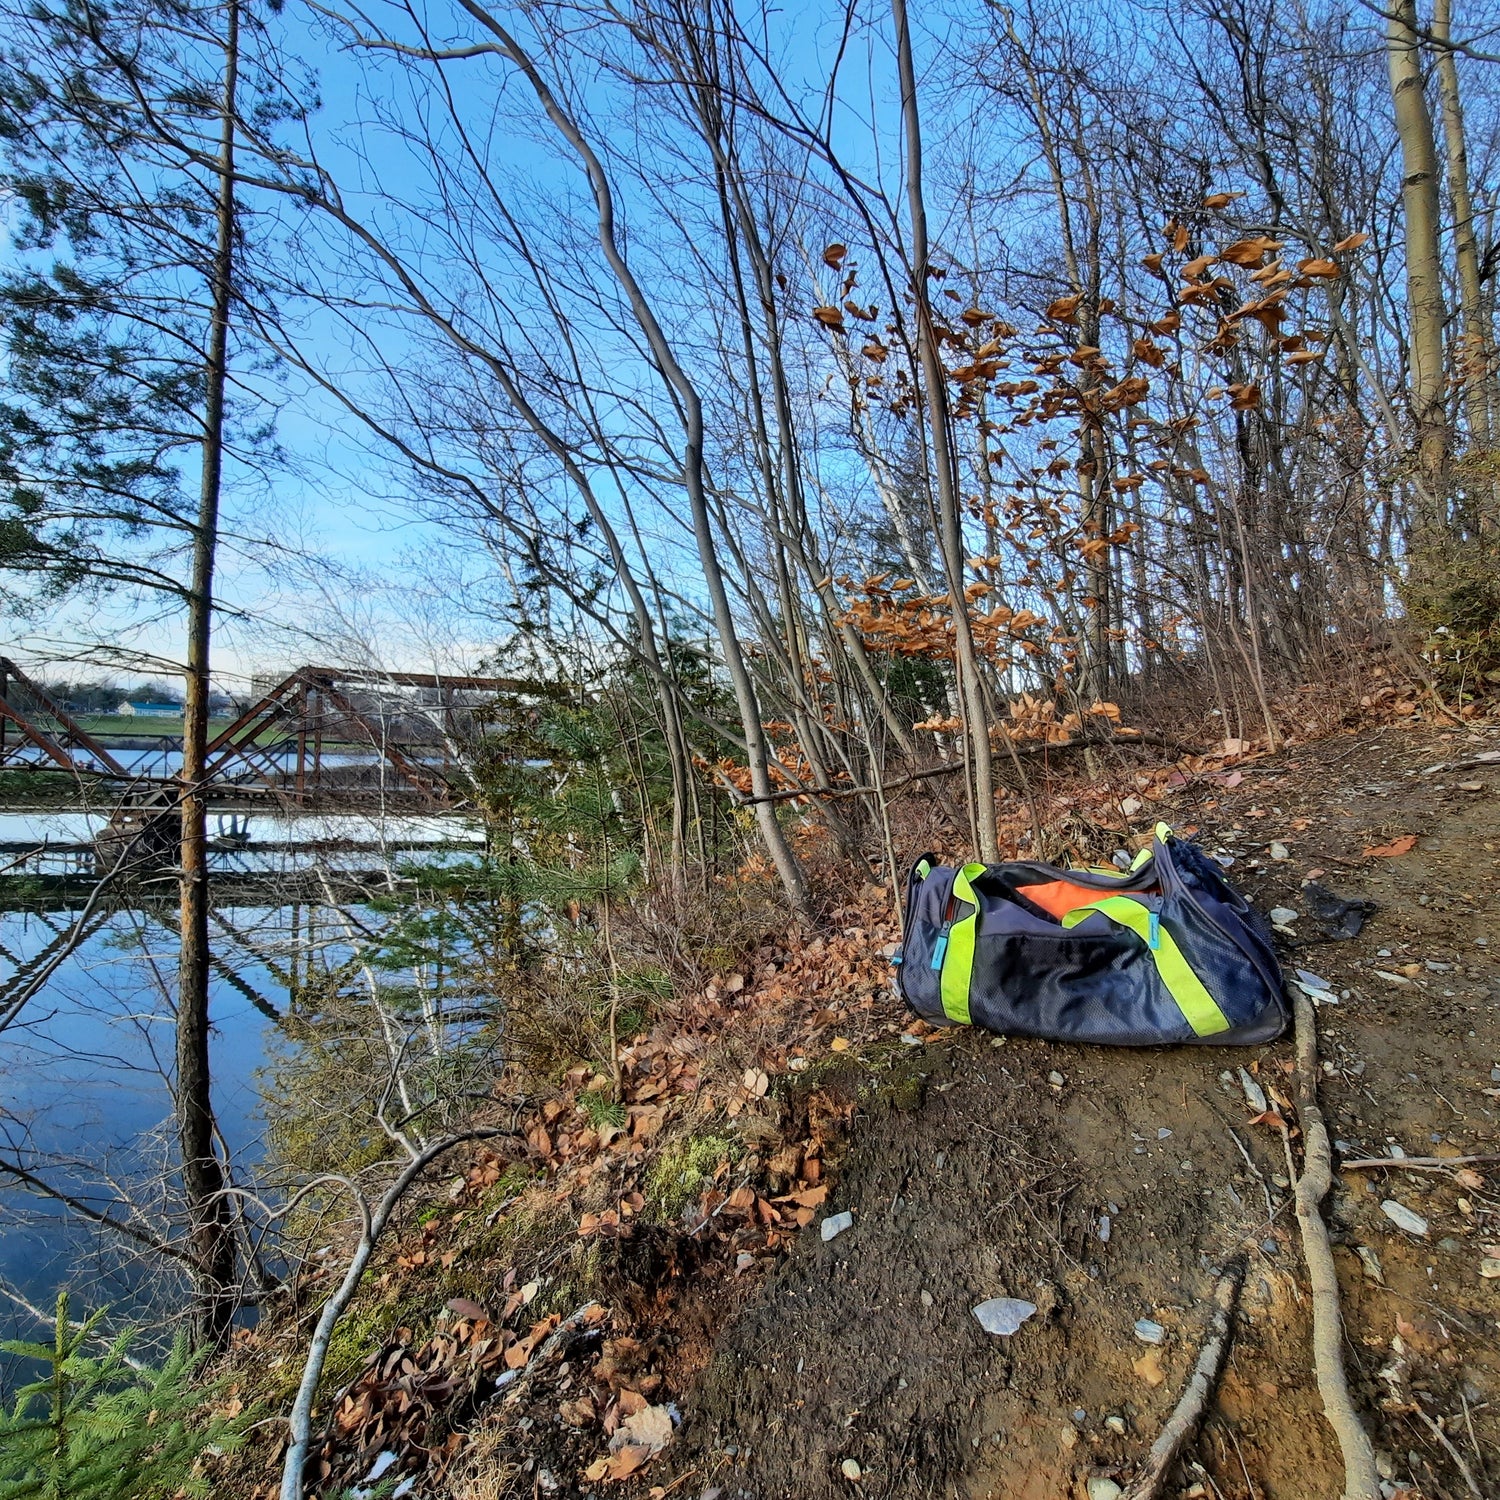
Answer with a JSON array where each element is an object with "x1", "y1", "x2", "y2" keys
[{"x1": 896, "y1": 824, "x2": 1287, "y2": 1046}]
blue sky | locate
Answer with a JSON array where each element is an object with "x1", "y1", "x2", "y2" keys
[{"x1": 5, "y1": 0, "x2": 1107, "y2": 689}]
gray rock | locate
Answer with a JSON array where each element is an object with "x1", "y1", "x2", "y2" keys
[
  {"x1": 821, "y1": 1211, "x2": 855, "y2": 1242},
  {"x1": 1270, "y1": 842, "x2": 1290, "y2": 860},
  {"x1": 1133, "y1": 1318, "x2": 1166, "y2": 1344},
  {"x1": 973, "y1": 1297, "x2": 1038, "y2": 1336},
  {"x1": 1270, "y1": 906, "x2": 1298, "y2": 925},
  {"x1": 1238, "y1": 1068, "x2": 1268, "y2": 1114},
  {"x1": 1087, "y1": 1480, "x2": 1124, "y2": 1500},
  {"x1": 1380, "y1": 1200, "x2": 1429, "y2": 1237},
  {"x1": 1105, "y1": 1415, "x2": 1127, "y2": 1436}
]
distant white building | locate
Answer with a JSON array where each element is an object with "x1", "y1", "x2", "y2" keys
[{"x1": 116, "y1": 700, "x2": 182, "y2": 717}]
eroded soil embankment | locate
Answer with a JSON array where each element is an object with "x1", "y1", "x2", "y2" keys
[{"x1": 672, "y1": 725, "x2": 1500, "y2": 1500}]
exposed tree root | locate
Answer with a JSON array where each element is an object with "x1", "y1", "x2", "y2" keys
[
  {"x1": 1291, "y1": 988, "x2": 1382, "y2": 1500},
  {"x1": 1121, "y1": 1259, "x2": 1245, "y2": 1500}
]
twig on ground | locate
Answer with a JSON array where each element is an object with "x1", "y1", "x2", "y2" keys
[
  {"x1": 1461, "y1": 1394, "x2": 1486, "y2": 1485},
  {"x1": 1227, "y1": 1127, "x2": 1276, "y2": 1220},
  {"x1": 1224, "y1": 1418, "x2": 1262, "y2": 1500},
  {"x1": 1290, "y1": 988, "x2": 1381, "y2": 1500},
  {"x1": 687, "y1": 1174, "x2": 752, "y2": 1237},
  {"x1": 1339, "y1": 1154, "x2": 1499, "y2": 1171},
  {"x1": 491, "y1": 1301, "x2": 605, "y2": 1401},
  {"x1": 1412, "y1": 1408, "x2": 1485, "y2": 1499},
  {"x1": 1121, "y1": 1259, "x2": 1245, "y2": 1500}
]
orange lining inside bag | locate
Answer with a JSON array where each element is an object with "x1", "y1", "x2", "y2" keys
[{"x1": 1018, "y1": 879, "x2": 1158, "y2": 921}]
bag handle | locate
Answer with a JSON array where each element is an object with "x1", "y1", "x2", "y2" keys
[{"x1": 1061, "y1": 895, "x2": 1230, "y2": 1037}]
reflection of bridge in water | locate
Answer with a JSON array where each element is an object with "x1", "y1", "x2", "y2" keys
[
  {"x1": 1, "y1": 661, "x2": 525, "y2": 808},
  {"x1": 0, "y1": 892, "x2": 381, "y2": 1028}
]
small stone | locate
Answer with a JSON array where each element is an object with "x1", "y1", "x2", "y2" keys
[
  {"x1": 1087, "y1": 1481, "x2": 1124, "y2": 1500},
  {"x1": 1238, "y1": 1068, "x2": 1268, "y2": 1114},
  {"x1": 1380, "y1": 1200, "x2": 1429, "y2": 1237},
  {"x1": 1048, "y1": 1070, "x2": 1065, "y2": 1087},
  {"x1": 1058, "y1": 1425, "x2": 1078, "y2": 1450},
  {"x1": 1157, "y1": 1127, "x2": 1173, "y2": 1139},
  {"x1": 1072, "y1": 1408, "x2": 1087, "y2": 1424},
  {"x1": 973, "y1": 1297, "x2": 1038, "y2": 1336},
  {"x1": 841, "y1": 1458, "x2": 862, "y2": 1482},
  {"x1": 1270, "y1": 842, "x2": 1290, "y2": 860},
  {"x1": 1133, "y1": 1349, "x2": 1166, "y2": 1386},
  {"x1": 735, "y1": 1252, "x2": 755, "y2": 1272},
  {"x1": 1480, "y1": 1258, "x2": 1500, "y2": 1280},
  {"x1": 990, "y1": 1034, "x2": 1008, "y2": 1047},
  {"x1": 1105, "y1": 1415, "x2": 1127, "y2": 1436},
  {"x1": 1355, "y1": 1245, "x2": 1385, "y2": 1283},
  {"x1": 1438, "y1": 1237, "x2": 1462, "y2": 1254},
  {"x1": 1134, "y1": 1318, "x2": 1166, "y2": 1344},
  {"x1": 921, "y1": 1290, "x2": 934, "y2": 1308},
  {"x1": 1098, "y1": 1214, "x2": 1111, "y2": 1243},
  {"x1": 821, "y1": 1211, "x2": 855, "y2": 1242},
  {"x1": 1270, "y1": 906, "x2": 1298, "y2": 925}
]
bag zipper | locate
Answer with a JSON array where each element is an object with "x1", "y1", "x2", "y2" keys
[
  {"x1": 930, "y1": 887, "x2": 959, "y2": 970},
  {"x1": 1154, "y1": 838, "x2": 1283, "y2": 997}
]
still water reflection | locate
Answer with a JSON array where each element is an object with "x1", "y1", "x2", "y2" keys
[{"x1": 0, "y1": 811, "x2": 485, "y2": 1371}]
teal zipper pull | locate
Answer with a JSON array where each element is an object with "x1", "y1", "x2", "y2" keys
[
  {"x1": 931, "y1": 924, "x2": 952, "y2": 970},
  {"x1": 1148, "y1": 909, "x2": 1161, "y2": 950}
]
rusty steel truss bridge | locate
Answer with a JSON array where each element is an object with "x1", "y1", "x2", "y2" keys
[{"x1": 0, "y1": 660, "x2": 526, "y2": 810}]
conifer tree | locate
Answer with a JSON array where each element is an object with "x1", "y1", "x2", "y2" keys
[{"x1": 0, "y1": 1293, "x2": 246, "y2": 1499}]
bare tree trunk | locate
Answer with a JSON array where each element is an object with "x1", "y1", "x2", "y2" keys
[
  {"x1": 892, "y1": 0, "x2": 998, "y2": 862},
  {"x1": 453, "y1": 0, "x2": 809, "y2": 912},
  {"x1": 1386, "y1": 0, "x2": 1451, "y2": 526},
  {"x1": 1432, "y1": 0, "x2": 1496, "y2": 525},
  {"x1": 177, "y1": 0, "x2": 240, "y2": 1352}
]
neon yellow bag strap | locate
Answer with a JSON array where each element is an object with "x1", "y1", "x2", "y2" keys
[
  {"x1": 937, "y1": 862, "x2": 986, "y2": 1024},
  {"x1": 1061, "y1": 895, "x2": 1230, "y2": 1037}
]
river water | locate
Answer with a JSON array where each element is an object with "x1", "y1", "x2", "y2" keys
[{"x1": 0, "y1": 806, "x2": 486, "y2": 1373}]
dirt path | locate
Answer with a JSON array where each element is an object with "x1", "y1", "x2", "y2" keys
[{"x1": 670, "y1": 724, "x2": 1500, "y2": 1500}]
